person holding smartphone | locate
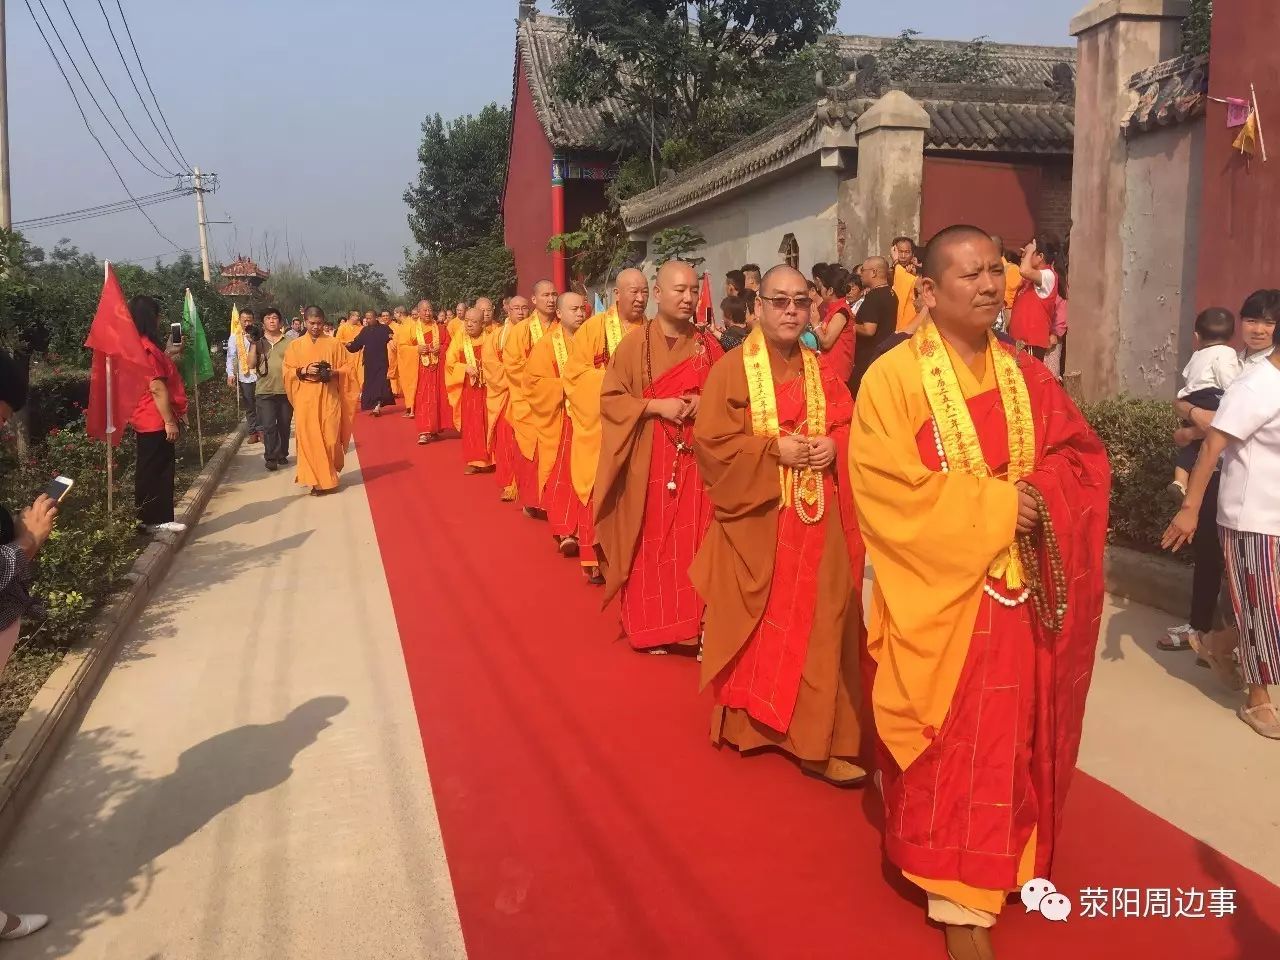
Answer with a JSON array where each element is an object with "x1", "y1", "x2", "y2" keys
[
  {"x1": 0, "y1": 351, "x2": 55, "y2": 940},
  {"x1": 127, "y1": 296, "x2": 190, "y2": 534}
]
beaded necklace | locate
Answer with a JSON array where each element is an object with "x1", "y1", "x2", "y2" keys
[{"x1": 643, "y1": 319, "x2": 703, "y2": 495}]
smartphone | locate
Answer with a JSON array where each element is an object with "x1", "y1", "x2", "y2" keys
[
  {"x1": 170, "y1": 322, "x2": 183, "y2": 344},
  {"x1": 43, "y1": 475, "x2": 74, "y2": 505}
]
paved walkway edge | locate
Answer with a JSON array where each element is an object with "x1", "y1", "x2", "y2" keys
[
  {"x1": 0, "y1": 424, "x2": 249, "y2": 848},
  {"x1": 1105, "y1": 544, "x2": 1192, "y2": 618}
]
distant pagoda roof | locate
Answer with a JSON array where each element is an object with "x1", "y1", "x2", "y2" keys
[
  {"x1": 217, "y1": 278, "x2": 259, "y2": 298},
  {"x1": 220, "y1": 255, "x2": 270, "y2": 281}
]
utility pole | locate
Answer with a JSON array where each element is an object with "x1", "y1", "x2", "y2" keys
[
  {"x1": 1, "y1": 0, "x2": 12, "y2": 231},
  {"x1": 193, "y1": 166, "x2": 211, "y2": 282}
]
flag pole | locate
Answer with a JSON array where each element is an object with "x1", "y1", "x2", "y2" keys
[
  {"x1": 105, "y1": 354, "x2": 115, "y2": 517},
  {"x1": 1251, "y1": 83, "x2": 1268, "y2": 162},
  {"x1": 196, "y1": 383, "x2": 205, "y2": 466}
]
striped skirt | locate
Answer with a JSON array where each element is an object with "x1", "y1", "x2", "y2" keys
[{"x1": 1220, "y1": 527, "x2": 1280, "y2": 686}]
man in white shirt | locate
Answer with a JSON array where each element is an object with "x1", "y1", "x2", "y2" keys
[{"x1": 226, "y1": 308, "x2": 262, "y2": 444}]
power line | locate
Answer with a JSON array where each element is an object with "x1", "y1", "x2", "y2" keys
[
  {"x1": 58, "y1": 0, "x2": 182, "y2": 177},
  {"x1": 16, "y1": 188, "x2": 191, "y2": 229},
  {"x1": 30, "y1": 0, "x2": 171, "y2": 179},
  {"x1": 113, "y1": 0, "x2": 191, "y2": 172},
  {"x1": 95, "y1": 0, "x2": 187, "y2": 173},
  {"x1": 115, "y1": 246, "x2": 201, "y2": 265},
  {"x1": 22, "y1": 0, "x2": 182, "y2": 250}
]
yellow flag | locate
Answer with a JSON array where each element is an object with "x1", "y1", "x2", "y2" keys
[{"x1": 1233, "y1": 111, "x2": 1259, "y2": 157}]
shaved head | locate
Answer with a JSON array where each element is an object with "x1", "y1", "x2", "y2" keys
[
  {"x1": 760, "y1": 264, "x2": 806, "y2": 293},
  {"x1": 922, "y1": 224, "x2": 998, "y2": 280},
  {"x1": 614, "y1": 267, "x2": 649, "y2": 323},
  {"x1": 533, "y1": 280, "x2": 558, "y2": 318},
  {"x1": 557, "y1": 291, "x2": 589, "y2": 333},
  {"x1": 655, "y1": 260, "x2": 698, "y2": 325},
  {"x1": 508, "y1": 295, "x2": 531, "y2": 323}
]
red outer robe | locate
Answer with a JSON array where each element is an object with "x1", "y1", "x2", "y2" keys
[
  {"x1": 458, "y1": 349, "x2": 492, "y2": 467},
  {"x1": 879, "y1": 350, "x2": 1110, "y2": 892},
  {"x1": 542, "y1": 416, "x2": 597, "y2": 564},
  {"x1": 414, "y1": 324, "x2": 452, "y2": 436},
  {"x1": 711, "y1": 374, "x2": 853, "y2": 731},
  {"x1": 619, "y1": 342, "x2": 723, "y2": 649},
  {"x1": 493, "y1": 413, "x2": 517, "y2": 489}
]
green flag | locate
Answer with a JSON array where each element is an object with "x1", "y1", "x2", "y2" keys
[{"x1": 180, "y1": 288, "x2": 215, "y2": 392}]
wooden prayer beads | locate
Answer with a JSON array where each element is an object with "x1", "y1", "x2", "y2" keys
[{"x1": 1017, "y1": 483, "x2": 1069, "y2": 632}]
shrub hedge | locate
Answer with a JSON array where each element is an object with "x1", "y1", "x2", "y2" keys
[{"x1": 1080, "y1": 395, "x2": 1180, "y2": 553}]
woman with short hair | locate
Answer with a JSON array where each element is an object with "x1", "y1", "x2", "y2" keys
[{"x1": 128, "y1": 295, "x2": 189, "y2": 534}]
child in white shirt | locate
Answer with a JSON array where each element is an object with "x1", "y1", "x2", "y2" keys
[{"x1": 1170, "y1": 307, "x2": 1242, "y2": 498}]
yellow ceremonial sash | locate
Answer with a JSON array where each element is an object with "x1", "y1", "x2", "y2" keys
[
  {"x1": 913, "y1": 323, "x2": 1035, "y2": 589},
  {"x1": 742, "y1": 326, "x2": 826, "y2": 523},
  {"x1": 415, "y1": 321, "x2": 441, "y2": 367},
  {"x1": 462, "y1": 333, "x2": 484, "y2": 385},
  {"x1": 603, "y1": 308, "x2": 624, "y2": 358},
  {"x1": 551, "y1": 326, "x2": 570, "y2": 411},
  {"x1": 497, "y1": 319, "x2": 513, "y2": 352},
  {"x1": 529, "y1": 316, "x2": 545, "y2": 347}
]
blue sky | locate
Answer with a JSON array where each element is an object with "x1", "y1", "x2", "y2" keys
[{"x1": 10, "y1": 0, "x2": 1082, "y2": 289}]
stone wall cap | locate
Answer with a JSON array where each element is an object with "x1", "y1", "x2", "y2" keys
[
  {"x1": 1070, "y1": 0, "x2": 1191, "y2": 37},
  {"x1": 857, "y1": 90, "x2": 931, "y2": 134}
]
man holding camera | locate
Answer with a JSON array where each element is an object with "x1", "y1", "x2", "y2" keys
[
  {"x1": 226, "y1": 308, "x2": 262, "y2": 444},
  {"x1": 247, "y1": 309, "x2": 294, "y2": 471},
  {"x1": 284, "y1": 307, "x2": 346, "y2": 495}
]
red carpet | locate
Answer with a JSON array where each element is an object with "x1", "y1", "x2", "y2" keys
[{"x1": 354, "y1": 413, "x2": 1280, "y2": 959}]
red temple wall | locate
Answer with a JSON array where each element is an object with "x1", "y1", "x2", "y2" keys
[
  {"x1": 1194, "y1": 0, "x2": 1280, "y2": 312},
  {"x1": 921, "y1": 156, "x2": 1072, "y2": 250},
  {"x1": 504, "y1": 59, "x2": 555, "y2": 294}
]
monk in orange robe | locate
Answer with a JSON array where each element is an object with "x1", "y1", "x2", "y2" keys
[
  {"x1": 691, "y1": 265, "x2": 865, "y2": 786},
  {"x1": 412, "y1": 301, "x2": 451, "y2": 445},
  {"x1": 333, "y1": 310, "x2": 364, "y2": 449},
  {"x1": 892, "y1": 237, "x2": 921, "y2": 332},
  {"x1": 445, "y1": 307, "x2": 495, "y2": 473},
  {"x1": 503, "y1": 280, "x2": 558, "y2": 518},
  {"x1": 850, "y1": 226, "x2": 1110, "y2": 960},
  {"x1": 482, "y1": 296, "x2": 530, "y2": 502},
  {"x1": 527, "y1": 291, "x2": 600, "y2": 580},
  {"x1": 595, "y1": 261, "x2": 725, "y2": 653},
  {"x1": 284, "y1": 307, "x2": 346, "y2": 495},
  {"x1": 394, "y1": 302, "x2": 426, "y2": 418},
  {"x1": 563, "y1": 269, "x2": 647, "y2": 518}
]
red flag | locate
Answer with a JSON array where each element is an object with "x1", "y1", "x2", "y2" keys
[
  {"x1": 696, "y1": 272, "x2": 714, "y2": 329},
  {"x1": 84, "y1": 263, "x2": 153, "y2": 446}
]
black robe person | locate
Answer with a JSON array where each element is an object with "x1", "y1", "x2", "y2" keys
[{"x1": 346, "y1": 323, "x2": 395, "y2": 411}]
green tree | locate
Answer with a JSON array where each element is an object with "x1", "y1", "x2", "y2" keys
[
  {"x1": 553, "y1": 0, "x2": 839, "y2": 167},
  {"x1": 404, "y1": 104, "x2": 512, "y2": 253},
  {"x1": 868, "y1": 30, "x2": 998, "y2": 86},
  {"x1": 1183, "y1": 0, "x2": 1212, "y2": 56},
  {"x1": 650, "y1": 226, "x2": 707, "y2": 269},
  {"x1": 547, "y1": 211, "x2": 631, "y2": 288},
  {"x1": 308, "y1": 263, "x2": 391, "y2": 303},
  {"x1": 400, "y1": 229, "x2": 516, "y2": 309}
]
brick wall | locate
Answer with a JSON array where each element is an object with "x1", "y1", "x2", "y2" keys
[{"x1": 1036, "y1": 160, "x2": 1074, "y2": 243}]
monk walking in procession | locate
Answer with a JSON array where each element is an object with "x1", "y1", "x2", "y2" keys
[
  {"x1": 504, "y1": 281, "x2": 559, "y2": 518},
  {"x1": 594, "y1": 260, "x2": 724, "y2": 654},
  {"x1": 413, "y1": 300, "x2": 451, "y2": 445},
  {"x1": 484, "y1": 295, "x2": 531, "y2": 502},
  {"x1": 284, "y1": 307, "x2": 348, "y2": 496},
  {"x1": 692, "y1": 265, "x2": 865, "y2": 786},
  {"x1": 850, "y1": 226, "x2": 1110, "y2": 960},
  {"x1": 445, "y1": 306, "x2": 495, "y2": 474}
]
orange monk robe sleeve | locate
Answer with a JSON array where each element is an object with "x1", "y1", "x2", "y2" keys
[
  {"x1": 848, "y1": 343, "x2": 1020, "y2": 772},
  {"x1": 525, "y1": 334, "x2": 567, "y2": 493},
  {"x1": 562, "y1": 313, "x2": 629, "y2": 504},
  {"x1": 503, "y1": 321, "x2": 539, "y2": 460},
  {"x1": 892, "y1": 265, "x2": 918, "y2": 332},
  {"x1": 443, "y1": 336, "x2": 469, "y2": 432},
  {"x1": 593, "y1": 328, "x2": 656, "y2": 600},
  {"x1": 689, "y1": 355, "x2": 784, "y2": 687},
  {"x1": 283, "y1": 336, "x2": 306, "y2": 407},
  {"x1": 394, "y1": 321, "x2": 421, "y2": 408},
  {"x1": 479, "y1": 327, "x2": 509, "y2": 444},
  {"x1": 1004, "y1": 263, "x2": 1022, "y2": 309}
]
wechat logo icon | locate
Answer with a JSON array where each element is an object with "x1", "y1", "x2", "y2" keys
[{"x1": 1021, "y1": 878, "x2": 1073, "y2": 923}]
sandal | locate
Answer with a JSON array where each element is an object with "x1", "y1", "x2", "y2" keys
[
  {"x1": 1157, "y1": 627, "x2": 1198, "y2": 651},
  {"x1": 1238, "y1": 703, "x2": 1280, "y2": 739}
]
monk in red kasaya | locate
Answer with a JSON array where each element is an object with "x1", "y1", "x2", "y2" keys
[
  {"x1": 504, "y1": 281, "x2": 559, "y2": 518},
  {"x1": 445, "y1": 307, "x2": 495, "y2": 474},
  {"x1": 594, "y1": 260, "x2": 725, "y2": 654},
  {"x1": 412, "y1": 300, "x2": 451, "y2": 445},
  {"x1": 482, "y1": 296, "x2": 531, "y2": 501},
  {"x1": 850, "y1": 225, "x2": 1110, "y2": 960}
]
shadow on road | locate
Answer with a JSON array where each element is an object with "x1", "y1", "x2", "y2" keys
[{"x1": 0, "y1": 697, "x2": 348, "y2": 959}]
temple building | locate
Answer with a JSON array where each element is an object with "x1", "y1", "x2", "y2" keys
[
  {"x1": 502, "y1": 2, "x2": 1077, "y2": 292},
  {"x1": 217, "y1": 255, "x2": 270, "y2": 301}
]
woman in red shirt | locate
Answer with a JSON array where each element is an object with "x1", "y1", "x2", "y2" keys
[
  {"x1": 127, "y1": 296, "x2": 189, "y2": 533},
  {"x1": 1008, "y1": 233, "x2": 1065, "y2": 360},
  {"x1": 814, "y1": 263, "x2": 856, "y2": 384}
]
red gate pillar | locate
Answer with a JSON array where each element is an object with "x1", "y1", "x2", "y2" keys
[{"x1": 551, "y1": 157, "x2": 567, "y2": 293}]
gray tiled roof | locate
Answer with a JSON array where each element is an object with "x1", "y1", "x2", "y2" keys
[
  {"x1": 620, "y1": 86, "x2": 1075, "y2": 230},
  {"x1": 518, "y1": 12, "x2": 1077, "y2": 152},
  {"x1": 1122, "y1": 54, "x2": 1209, "y2": 136}
]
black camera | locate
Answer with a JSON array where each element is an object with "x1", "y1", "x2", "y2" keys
[
  {"x1": 313, "y1": 361, "x2": 333, "y2": 383},
  {"x1": 243, "y1": 323, "x2": 260, "y2": 340}
]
